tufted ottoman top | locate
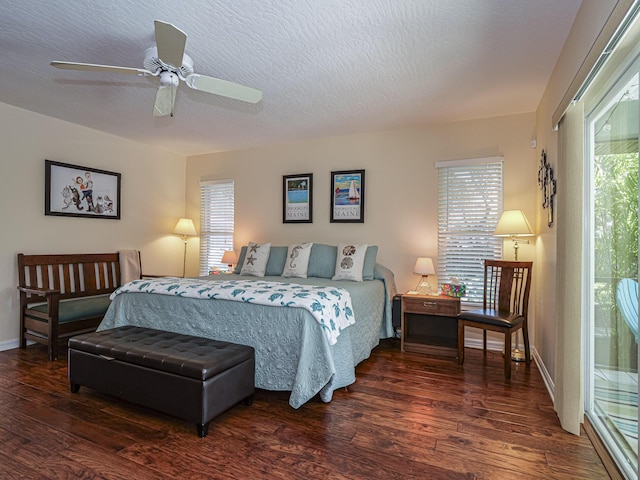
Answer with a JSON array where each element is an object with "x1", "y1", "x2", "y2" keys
[{"x1": 68, "y1": 326, "x2": 254, "y2": 381}]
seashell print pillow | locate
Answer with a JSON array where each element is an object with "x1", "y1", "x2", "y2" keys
[{"x1": 332, "y1": 243, "x2": 368, "y2": 281}]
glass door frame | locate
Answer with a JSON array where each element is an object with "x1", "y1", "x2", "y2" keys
[{"x1": 583, "y1": 56, "x2": 640, "y2": 479}]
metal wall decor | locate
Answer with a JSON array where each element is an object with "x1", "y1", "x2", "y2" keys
[{"x1": 537, "y1": 150, "x2": 556, "y2": 227}]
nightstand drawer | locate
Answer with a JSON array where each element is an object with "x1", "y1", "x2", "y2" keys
[
  {"x1": 401, "y1": 294, "x2": 461, "y2": 357},
  {"x1": 403, "y1": 297, "x2": 460, "y2": 316}
]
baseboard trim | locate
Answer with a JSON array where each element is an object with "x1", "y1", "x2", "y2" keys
[
  {"x1": 532, "y1": 348, "x2": 555, "y2": 402},
  {"x1": 0, "y1": 338, "x2": 20, "y2": 352},
  {"x1": 464, "y1": 336, "x2": 503, "y2": 351}
]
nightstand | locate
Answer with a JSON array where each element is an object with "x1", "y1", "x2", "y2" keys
[{"x1": 400, "y1": 293, "x2": 461, "y2": 357}]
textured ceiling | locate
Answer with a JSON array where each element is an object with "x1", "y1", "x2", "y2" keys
[{"x1": 0, "y1": 0, "x2": 582, "y2": 156}]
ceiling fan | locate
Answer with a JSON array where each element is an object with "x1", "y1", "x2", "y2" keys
[{"x1": 51, "y1": 20, "x2": 262, "y2": 117}]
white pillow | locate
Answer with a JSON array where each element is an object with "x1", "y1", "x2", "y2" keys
[
  {"x1": 240, "y1": 242, "x2": 271, "y2": 277},
  {"x1": 332, "y1": 243, "x2": 368, "y2": 281},
  {"x1": 282, "y1": 243, "x2": 313, "y2": 278}
]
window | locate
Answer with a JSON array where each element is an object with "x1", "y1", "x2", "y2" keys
[
  {"x1": 199, "y1": 179, "x2": 234, "y2": 275},
  {"x1": 436, "y1": 157, "x2": 503, "y2": 303}
]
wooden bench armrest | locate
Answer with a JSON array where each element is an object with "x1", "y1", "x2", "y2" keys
[{"x1": 17, "y1": 286, "x2": 60, "y2": 297}]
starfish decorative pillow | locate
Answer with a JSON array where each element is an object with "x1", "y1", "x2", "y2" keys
[{"x1": 240, "y1": 242, "x2": 272, "y2": 277}]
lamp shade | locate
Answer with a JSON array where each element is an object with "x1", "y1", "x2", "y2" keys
[
  {"x1": 493, "y1": 210, "x2": 534, "y2": 237},
  {"x1": 413, "y1": 257, "x2": 435, "y2": 275},
  {"x1": 173, "y1": 218, "x2": 197, "y2": 237},
  {"x1": 221, "y1": 250, "x2": 238, "y2": 266}
]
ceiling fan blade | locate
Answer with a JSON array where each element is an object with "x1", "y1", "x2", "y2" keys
[
  {"x1": 154, "y1": 20, "x2": 187, "y2": 69},
  {"x1": 153, "y1": 84, "x2": 177, "y2": 117},
  {"x1": 50, "y1": 61, "x2": 151, "y2": 76},
  {"x1": 185, "y1": 74, "x2": 262, "y2": 104}
]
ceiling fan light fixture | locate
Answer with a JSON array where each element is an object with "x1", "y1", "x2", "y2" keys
[
  {"x1": 153, "y1": 84, "x2": 176, "y2": 117},
  {"x1": 159, "y1": 71, "x2": 179, "y2": 88}
]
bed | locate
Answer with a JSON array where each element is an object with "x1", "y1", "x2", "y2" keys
[{"x1": 98, "y1": 243, "x2": 397, "y2": 408}]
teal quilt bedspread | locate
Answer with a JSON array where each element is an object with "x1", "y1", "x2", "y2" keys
[{"x1": 98, "y1": 264, "x2": 396, "y2": 408}]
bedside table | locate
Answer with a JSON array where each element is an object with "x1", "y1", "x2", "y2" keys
[{"x1": 400, "y1": 293, "x2": 461, "y2": 357}]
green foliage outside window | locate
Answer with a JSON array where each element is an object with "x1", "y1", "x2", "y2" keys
[
  {"x1": 593, "y1": 151, "x2": 638, "y2": 369},
  {"x1": 594, "y1": 152, "x2": 638, "y2": 280}
]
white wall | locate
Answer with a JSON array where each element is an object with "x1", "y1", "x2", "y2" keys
[
  {"x1": 186, "y1": 112, "x2": 538, "y2": 342},
  {"x1": 0, "y1": 102, "x2": 187, "y2": 346}
]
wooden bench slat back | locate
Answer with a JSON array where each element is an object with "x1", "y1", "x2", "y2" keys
[{"x1": 18, "y1": 253, "x2": 121, "y2": 300}]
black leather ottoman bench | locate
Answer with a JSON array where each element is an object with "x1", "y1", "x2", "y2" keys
[{"x1": 68, "y1": 326, "x2": 255, "y2": 437}]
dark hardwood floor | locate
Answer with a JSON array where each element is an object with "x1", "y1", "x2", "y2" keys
[{"x1": 0, "y1": 339, "x2": 608, "y2": 479}]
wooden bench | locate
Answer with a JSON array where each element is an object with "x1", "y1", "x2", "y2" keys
[{"x1": 17, "y1": 252, "x2": 128, "y2": 361}]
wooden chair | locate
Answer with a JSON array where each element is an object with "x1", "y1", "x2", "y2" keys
[{"x1": 457, "y1": 260, "x2": 533, "y2": 379}]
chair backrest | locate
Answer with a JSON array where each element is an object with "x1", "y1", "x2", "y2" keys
[
  {"x1": 483, "y1": 260, "x2": 533, "y2": 317},
  {"x1": 616, "y1": 278, "x2": 638, "y2": 342}
]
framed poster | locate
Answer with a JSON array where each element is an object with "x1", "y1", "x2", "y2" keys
[
  {"x1": 45, "y1": 160, "x2": 121, "y2": 219},
  {"x1": 330, "y1": 169, "x2": 365, "y2": 223},
  {"x1": 283, "y1": 173, "x2": 313, "y2": 223}
]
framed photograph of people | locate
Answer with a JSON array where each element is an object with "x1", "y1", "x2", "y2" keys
[
  {"x1": 45, "y1": 160, "x2": 121, "y2": 219},
  {"x1": 283, "y1": 173, "x2": 313, "y2": 223},
  {"x1": 330, "y1": 169, "x2": 365, "y2": 223}
]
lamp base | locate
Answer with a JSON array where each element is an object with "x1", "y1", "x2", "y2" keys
[
  {"x1": 511, "y1": 330, "x2": 527, "y2": 362},
  {"x1": 415, "y1": 276, "x2": 432, "y2": 295},
  {"x1": 511, "y1": 348, "x2": 527, "y2": 362}
]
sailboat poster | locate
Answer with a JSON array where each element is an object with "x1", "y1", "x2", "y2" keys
[{"x1": 331, "y1": 169, "x2": 365, "y2": 223}]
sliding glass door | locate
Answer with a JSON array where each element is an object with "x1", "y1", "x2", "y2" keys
[{"x1": 586, "y1": 61, "x2": 639, "y2": 478}]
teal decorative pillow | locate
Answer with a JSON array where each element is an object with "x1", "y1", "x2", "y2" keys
[
  {"x1": 282, "y1": 243, "x2": 313, "y2": 278},
  {"x1": 234, "y1": 246, "x2": 248, "y2": 274},
  {"x1": 333, "y1": 244, "x2": 368, "y2": 281},
  {"x1": 239, "y1": 242, "x2": 271, "y2": 277},
  {"x1": 307, "y1": 243, "x2": 338, "y2": 278},
  {"x1": 265, "y1": 246, "x2": 288, "y2": 276},
  {"x1": 362, "y1": 245, "x2": 378, "y2": 280}
]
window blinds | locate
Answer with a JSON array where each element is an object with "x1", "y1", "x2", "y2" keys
[
  {"x1": 436, "y1": 158, "x2": 503, "y2": 304},
  {"x1": 199, "y1": 179, "x2": 234, "y2": 275}
]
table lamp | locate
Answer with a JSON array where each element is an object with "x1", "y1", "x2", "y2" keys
[
  {"x1": 221, "y1": 250, "x2": 238, "y2": 272},
  {"x1": 493, "y1": 210, "x2": 534, "y2": 261},
  {"x1": 413, "y1": 257, "x2": 435, "y2": 295}
]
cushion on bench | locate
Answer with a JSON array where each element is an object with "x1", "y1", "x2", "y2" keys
[{"x1": 29, "y1": 295, "x2": 111, "y2": 324}]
